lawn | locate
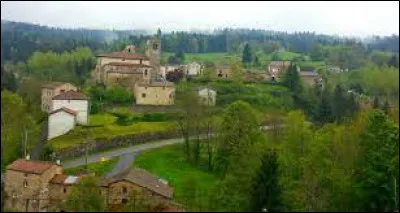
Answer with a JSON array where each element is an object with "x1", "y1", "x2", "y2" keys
[
  {"x1": 64, "y1": 157, "x2": 118, "y2": 176},
  {"x1": 134, "y1": 144, "x2": 218, "y2": 211},
  {"x1": 163, "y1": 52, "x2": 239, "y2": 66},
  {"x1": 48, "y1": 113, "x2": 178, "y2": 150}
]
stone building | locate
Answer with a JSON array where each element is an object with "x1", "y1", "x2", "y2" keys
[
  {"x1": 41, "y1": 82, "x2": 77, "y2": 112},
  {"x1": 105, "y1": 168, "x2": 173, "y2": 208},
  {"x1": 95, "y1": 45, "x2": 153, "y2": 91},
  {"x1": 134, "y1": 36, "x2": 176, "y2": 106},
  {"x1": 4, "y1": 159, "x2": 177, "y2": 212},
  {"x1": 266, "y1": 61, "x2": 291, "y2": 81},
  {"x1": 197, "y1": 87, "x2": 216, "y2": 106},
  {"x1": 299, "y1": 70, "x2": 323, "y2": 86},
  {"x1": 216, "y1": 65, "x2": 232, "y2": 79},
  {"x1": 185, "y1": 62, "x2": 202, "y2": 76},
  {"x1": 4, "y1": 159, "x2": 63, "y2": 212},
  {"x1": 134, "y1": 81, "x2": 175, "y2": 105}
]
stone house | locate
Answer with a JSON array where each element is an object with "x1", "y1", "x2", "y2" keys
[
  {"x1": 216, "y1": 65, "x2": 232, "y2": 79},
  {"x1": 266, "y1": 61, "x2": 291, "y2": 81},
  {"x1": 299, "y1": 70, "x2": 323, "y2": 86},
  {"x1": 197, "y1": 87, "x2": 216, "y2": 106},
  {"x1": 4, "y1": 159, "x2": 177, "y2": 212},
  {"x1": 95, "y1": 45, "x2": 153, "y2": 90},
  {"x1": 134, "y1": 81, "x2": 175, "y2": 106},
  {"x1": 4, "y1": 159, "x2": 63, "y2": 212},
  {"x1": 105, "y1": 168, "x2": 173, "y2": 208},
  {"x1": 47, "y1": 90, "x2": 89, "y2": 140},
  {"x1": 41, "y1": 82, "x2": 77, "y2": 112},
  {"x1": 185, "y1": 62, "x2": 202, "y2": 76}
]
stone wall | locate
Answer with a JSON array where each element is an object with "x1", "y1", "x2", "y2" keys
[{"x1": 52, "y1": 130, "x2": 182, "y2": 160}]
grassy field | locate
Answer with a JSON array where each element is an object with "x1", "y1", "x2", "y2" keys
[
  {"x1": 48, "y1": 113, "x2": 177, "y2": 150},
  {"x1": 134, "y1": 144, "x2": 218, "y2": 211},
  {"x1": 64, "y1": 157, "x2": 118, "y2": 176}
]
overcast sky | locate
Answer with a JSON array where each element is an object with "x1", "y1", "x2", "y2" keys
[{"x1": 1, "y1": 1, "x2": 399, "y2": 37}]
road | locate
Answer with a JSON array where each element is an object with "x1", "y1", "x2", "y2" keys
[
  {"x1": 105, "y1": 152, "x2": 138, "y2": 178},
  {"x1": 62, "y1": 137, "x2": 188, "y2": 169},
  {"x1": 62, "y1": 125, "x2": 282, "y2": 169}
]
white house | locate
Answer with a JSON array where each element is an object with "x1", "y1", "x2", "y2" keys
[
  {"x1": 185, "y1": 62, "x2": 202, "y2": 76},
  {"x1": 51, "y1": 90, "x2": 89, "y2": 125},
  {"x1": 47, "y1": 107, "x2": 77, "y2": 140},
  {"x1": 198, "y1": 87, "x2": 216, "y2": 106}
]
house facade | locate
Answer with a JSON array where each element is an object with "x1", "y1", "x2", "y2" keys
[
  {"x1": 47, "y1": 108, "x2": 77, "y2": 140},
  {"x1": 216, "y1": 65, "x2": 232, "y2": 79},
  {"x1": 198, "y1": 87, "x2": 216, "y2": 106},
  {"x1": 299, "y1": 70, "x2": 323, "y2": 86},
  {"x1": 51, "y1": 90, "x2": 89, "y2": 125},
  {"x1": 4, "y1": 159, "x2": 177, "y2": 212},
  {"x1": 185, "y1": 62, "x2": 202, "y2": 76},
  {"x1": 4, "y1": 159, "x2": 63, "y2": 212},
  {"x1": 134, "y1": 82, "x2": 175, "y2": 105},
  {"x1": 41, "y1": 82, "x2": 77, "y2": 112},
  {"x1": 266, "y1": 61, "x2": 291, "y2": 81}
]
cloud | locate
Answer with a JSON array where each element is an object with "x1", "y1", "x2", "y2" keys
[{"x1": 1, "y1": 1, "x2": 398, "y2": 36}]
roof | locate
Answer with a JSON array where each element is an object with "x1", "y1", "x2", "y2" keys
[
  {"x1": 52, "y1": 90, "x2": 89, "y2": 100},
  {"x1": 105, "y1": 62, "x2": 152, "y2": 68},
  {"x1": 197, "y1": 87, "x2": 216, "y2": 93},
  {"x1": 97, "y1": 52, "x2": 149, "y2": 60},
  {"x1": 299, "y1": 71, "x2": 319, "y2": 77},
  {"x1": 7, "y1": 159, "x2": 58, "y2": 175},
  {"x1": 49, "y1": 107, "x2": 77, "y2": 116},
  {"x1": 50, "y1": 174, "x2": 80, "y2": 185},
  {"x1": 107, "y1": 168, "x2": 173, "y2": 199},
  {"x1": 41, "y1": 82, "x2": 70, "y2": 89},
  {"x1": 136, "y1": 81, "x2": 175, "y2": 88}
]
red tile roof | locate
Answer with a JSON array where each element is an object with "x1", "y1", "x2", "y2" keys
[
  {"x1": 7, "y1": 159, "x2": 58, "y2": 175},
  {"x1": 49, "y1": 107, "x2": 77, "y2": 116},
  {"x1": 106, "y1": 62, "x2": 152, "y2": 68},
  {"x1": 97, "y1": 52, "x2": 149, "y2": 60},
  {"x1": 52, "y1": 90, "x2": 88, "y2": 100}
]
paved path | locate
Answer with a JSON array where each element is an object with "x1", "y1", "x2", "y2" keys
[
  {"x1": 62, "y1": 137, "x2": 188, "y2": 169},
  {"x1": 60, "y1": 124, "x2": 282, "y2": 169},
  {"x1": 105, "y1": 152, "x2": 138, "y2": 178}
]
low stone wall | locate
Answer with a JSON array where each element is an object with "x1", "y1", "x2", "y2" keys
[{"x1": 52, "y1": 130, "x2": 182, "y2": 160}]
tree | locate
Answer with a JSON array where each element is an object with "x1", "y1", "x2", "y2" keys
[
  {"x1": 373, "y1": 96, "x2": 380, "y2": 109},
  {"x1": 387, "y1": 55, "x2": 399, "y2": 68},
  {"x1": 283, "y1": 64, "x2": 302, "y2": 94},
  {"x1": 64, "y1": 176, "x2": 106, "y2": 212},
  {"x1": 242, "y1": 43, "x2": 253, "y2": 65},
  {"x1": 214, "y1": 100, "x2": 262, "y2": 176},
  {"x1": 250, "y1": 149, "x2": 282, "y2": 212},
  {"x1": 1, "y1": 91, "x2": 37, "y2": 166},
  {"x1": 355, "y1": 110, "x2": 399, "y2": 212},
  {"x1": 253, "y1": 55, "x2": 261, "y2": 67},
  {"x1": 332, "y1": 84, "x2": 347, "y2": 122},
  {"x1": 231, "y1": 61, "x2": 244, "y2": 85},
  {"x1": 383, "y1": 100, "x2": 390, "y2": 115},
  {"x1": 310, "y1": 44, "x2": 325, "y2": 61},
  {"x1": 1, "y1": 66, "x2": 18, "y2": 92},
  {"x1": 314, "y1": 87, "x2": 333, "y2": 124}
]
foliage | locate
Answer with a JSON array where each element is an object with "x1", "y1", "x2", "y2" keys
[
  {"x1": 104, "y1": 84, "x2": 134, "y2": 105},
  {"x1": 1, "y1": 65, "x2": 18, "y2": 92},
  {"x1": 355, "y1": 110, "x2": 399, "y2": 211},
  {"x1": 64, "y1": 176, "x2": 106, "y2": 212},
  {"x1": 242, "y1": 43, "x2": 253, "y2": 65},
  {"x1": 283, "y1": 64, "x2": 302, "y2": 94},
  {"x1": 250, "y1": 149, "x2": 282, "y2": 212},
  {"x1": 1, "y1": 91, "x2": 39, "y2": 165},
  {"x1": 134, "y1": 144, "x2": 218, "y2": 211}
]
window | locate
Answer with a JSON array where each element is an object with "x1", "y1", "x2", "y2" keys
[
  {"x1": 122, "y1": 187, "x2": 127, "y2": 195},
  {"x1": 23, "y1": 180, "x2": 28, "y2": 188},
  {"x1": 142, "y1": 93, "x2": 146, "y2": 98},
  {"x1": 60, "y1": 89, "x2": 65, "y2": 93},
  {"x1": 63, "y1": 187, "x2": 67, "y2": 193},
  {"x1": 153, "y1": 43, "x2": 158, "y2": 50},
  {"x1": 24, "y1": 173, "x2": 28, "y2": 177},
  {"x1": 122, "y1": 198, "x2": 128, "y2": 205},
  {"x1": 145, "y1": 69, "x2": 148, "y2": 76}
]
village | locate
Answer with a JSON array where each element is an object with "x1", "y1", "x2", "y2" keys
[{"x1": 1, "y1": 33, "x2": 328, "y2": 212}]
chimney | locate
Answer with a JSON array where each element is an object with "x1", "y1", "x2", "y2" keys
[{"x1": 25, "y1": 154, "x2": 30, "y2": 161}]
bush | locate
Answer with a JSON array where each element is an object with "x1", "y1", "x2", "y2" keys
[
  {"x1": 104, "y1": 84, "x2": 133, "y2": 105},
  {"x1": 142, "y1": 113, "x2": 168, "y2": 122}
]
